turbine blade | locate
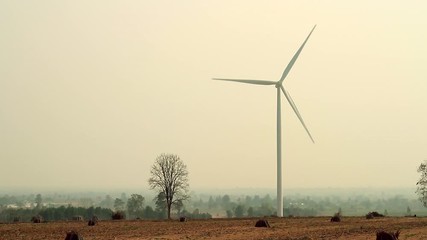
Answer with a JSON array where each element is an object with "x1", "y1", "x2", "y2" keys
[
  {"x1": 280, "y1": 86, "x2": 315, "y2": 143},
  {"x1": 212, "y1": 78, "x2": 277, "y2": 85},
  {"x1": 279, "y1": 25, "x2": 316, "y2": 83}
]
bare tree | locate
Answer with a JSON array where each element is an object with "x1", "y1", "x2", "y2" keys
[{"x1": 148, "y1": 153, "x2": 189, "y2": 219}]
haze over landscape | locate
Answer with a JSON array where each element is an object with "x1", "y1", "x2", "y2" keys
[{"x1": 1, "y1": 1, "x2": 427, "y2": 192}]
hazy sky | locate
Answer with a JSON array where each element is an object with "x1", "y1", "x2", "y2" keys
[{"x1": 1, "y1": 1, "x2": 426, "y2": 192}]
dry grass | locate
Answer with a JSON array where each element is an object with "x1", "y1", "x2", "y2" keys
[{"x1": 1, "y1": 217, "x2": 427, "y2": 239}]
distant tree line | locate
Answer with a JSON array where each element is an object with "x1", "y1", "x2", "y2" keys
[
  {"x1": 188, "y1": 193, "x2": 427, "y2": 218},
  {"x1": 3, "y1": 191, "x2": 427, "y2": 222},
  {"x1": 0, "y1": 191, "x2": 210, "y2": 222},
  {"x1": 0, "y1": 206, "x2": 112, "y2": 222},
  {"x1": 198, "y1": 194, "x2": 317, "y2": 218}
]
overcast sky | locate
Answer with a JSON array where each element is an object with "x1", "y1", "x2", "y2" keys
[{"x1": 1, "y1": 1, "x2": 426, "y2": 192}]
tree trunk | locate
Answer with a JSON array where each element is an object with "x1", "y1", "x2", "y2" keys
[{"x1": 167, "y1": 203, "x2": 172, "y2": 219}]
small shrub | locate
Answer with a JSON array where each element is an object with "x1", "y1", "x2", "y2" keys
[
  {"x1": 112, "y1": 211, "x2": 126, "y2": 220},
  {"x1": 331, "y1": 212, "x2": 341, "y2": 222},
  {"x1": 31, "y1": 215, "x2": 43, "y2": 223}
]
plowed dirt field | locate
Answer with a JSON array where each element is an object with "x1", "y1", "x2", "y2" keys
[{"x1": 1, "y1": 217, "x2": 427, "y2": 240}]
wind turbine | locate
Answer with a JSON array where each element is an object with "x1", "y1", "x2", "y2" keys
[{"x1": 213, "y1": 25, "x2": 316, "y2": 217}]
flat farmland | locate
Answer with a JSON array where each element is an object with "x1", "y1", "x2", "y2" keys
[{"x1": 1, "y1": 217, "x2": 427, "y2": 240}]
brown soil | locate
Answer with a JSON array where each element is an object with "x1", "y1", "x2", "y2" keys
[{"x1": 0, "y1": 217, "x2": 426, "y2": 240}]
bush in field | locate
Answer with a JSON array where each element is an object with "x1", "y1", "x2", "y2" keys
[
  {"x1": 330, "y1": 213, "x2": 341, "y2": 222},
  {"x1": 331, "y1": 209, "x2": 342, "y2": 222},
  {"x1": 31, "y1": 215, "x2": 43, "y2": 223},
  {"x1": 112, "y1": 211, "x2": 126, "y2": 220}
]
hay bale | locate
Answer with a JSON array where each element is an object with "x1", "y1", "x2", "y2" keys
[
  {"x1": 179, "y1": 217, "x2": 187, "y2": 222},
  {"x1": 376, "y1": 230, "x2": 400, "y2": 240},
  {"x1": 31, "y1": 215, "x2": 43, "y2": 223},
  {"x1": 65, "y1": 230, "x2": 83, "y2": 240},
  {"x1": 112, "y1": 211, "x2": 126, "y2": 220},
  {"x1": 255, "y1": 219, "x2": 270, "y2": 228}
]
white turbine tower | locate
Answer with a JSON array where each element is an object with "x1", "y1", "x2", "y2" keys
[{"x1": 213, "y1": 25, "x2": 316, "y2": 217}]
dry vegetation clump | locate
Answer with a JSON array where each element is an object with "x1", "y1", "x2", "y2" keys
[
  {"x1": 31, "y1": 215, "x2": 43, "y2": 223},
  {"x1": 331, "y1": 208, "x2": 342, "y2": 222},
  {"x1": 88, "y1": 215, "x2": 99, "y2": 226},
  {"x1": 64, "y1": 230, "x2": 83, "y2": 240},
  {"x1": 255, "y1": 219, "x2": 270, "y2": 228},
  {"x1": 366, "y1": 211, "x2": 384, "y2": 219},
  {"x1": 112, "y1": 211, "x2": 126, "y2": 220},
  {"x1": 376, "y1": 230, "x2": 400, "y2": 240},
  {"x1": 330, "y1": 212, "x2": 341, "y2": 222},
  {"x1": 371, "y1": 212, "x2": 384, "y2": 217}
]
